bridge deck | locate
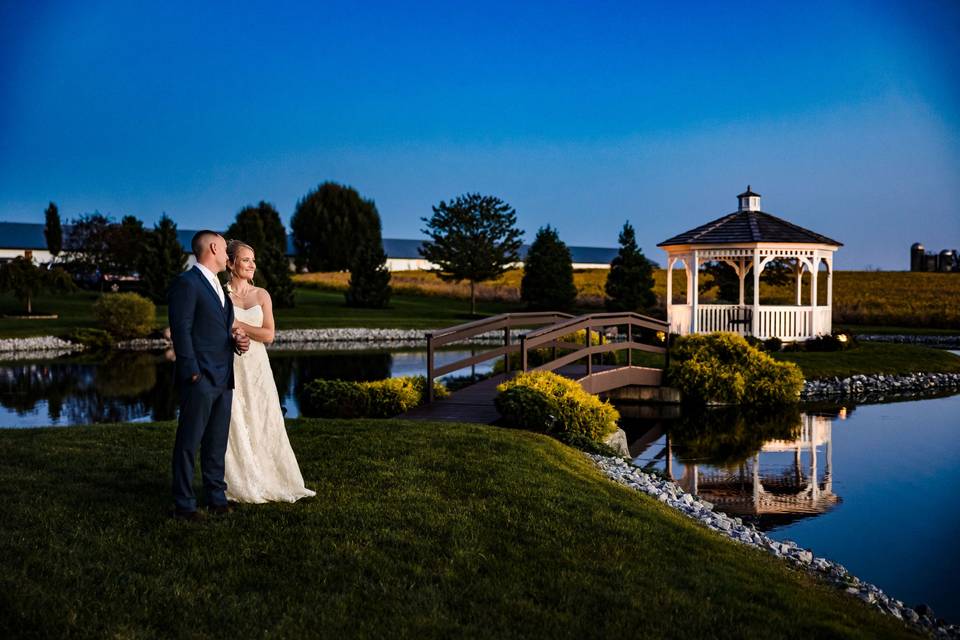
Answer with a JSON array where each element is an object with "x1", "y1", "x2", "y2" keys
[{"x1": 400, "y1": 364, "x2": 658, "y2": 424}]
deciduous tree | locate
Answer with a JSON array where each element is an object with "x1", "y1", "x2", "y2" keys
[
  {"x1": 420, "y1": 193, "x2": 523, "y2": 315},
  {"x1": 291, "y1": 182, "x2": 382, "y2": 272},
  {"x1": 0, "y1": 256, "x2": 74, "y2": 314}
]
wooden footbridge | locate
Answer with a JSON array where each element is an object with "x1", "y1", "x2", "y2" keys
[{"x1": 401, "y1": 311, "x2": 671, "y2": 423}]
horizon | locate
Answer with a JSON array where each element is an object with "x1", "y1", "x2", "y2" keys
[{"x1": 2, "y1": 1, "x2": 959, "y2": 270}]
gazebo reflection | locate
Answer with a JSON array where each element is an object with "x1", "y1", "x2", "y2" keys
[
  {"x1": 668, "y1": 413, "x2": 840, "y2": 528},
  {"x1": 624, "y1": 408, "x2": 844, "y2": 530}
]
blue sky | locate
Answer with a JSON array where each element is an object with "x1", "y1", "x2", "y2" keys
[{"x1": 1, "y1": 0, "x2": 958, "y2": 269}]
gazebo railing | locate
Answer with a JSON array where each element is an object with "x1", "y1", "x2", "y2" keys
[{"x1": 673, "y1": 304, "x2": 833, "y2": 341}]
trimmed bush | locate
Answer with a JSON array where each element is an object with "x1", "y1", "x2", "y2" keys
[
  {"x1": 666, "y1": 332, "x2": 804, "y2": 406},
  {"x1": 301, "y1": 376, "x2": 448, "y2": 419},
  {"x1": 92, "y1": 292, "x2": 155, "y2": 339},
  {"x1": 495, "y1": 370, "x2": 620, "y2": 441}
]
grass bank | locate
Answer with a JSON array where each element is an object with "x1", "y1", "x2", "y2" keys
[
  {"x1": 0, "y1": 420, "x2": 916, "y2": 639},
  {"x1": 771, "y1": 342, "x2": 960, "y2": 379}
]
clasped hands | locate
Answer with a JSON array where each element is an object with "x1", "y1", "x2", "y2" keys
[{"x1": 233, "y1": 326, "x2": 251, "y2": 355}]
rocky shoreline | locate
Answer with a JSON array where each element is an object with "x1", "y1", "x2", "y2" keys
[
  {"x1": 857, "y1": 334, "x2": 960, "y2": 349},
  {"x1": 588, "y1": 453, "x2": 959, "y2": 638},
  {"x1": 802, "y1": 372, "x2": 960, "y2": 402}
]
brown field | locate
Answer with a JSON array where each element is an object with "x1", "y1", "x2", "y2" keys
[{"x1": 294, "y1": 269, "x2": 960, "y2": 328}]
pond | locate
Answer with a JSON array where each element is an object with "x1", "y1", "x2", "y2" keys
[
  {"x1": 624, "y1": 393, "x2": 960, "y2": 621},
  {"x1": 0, "y1": 347, "x2": 494, "y2": 427}
]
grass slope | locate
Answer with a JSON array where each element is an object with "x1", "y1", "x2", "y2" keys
[
  {"x1": 0, "y1": 420, "x2": 917, "y2": 639},
  {"x1": 772, "y1": 342, "x2": 960, "y2": 379}
]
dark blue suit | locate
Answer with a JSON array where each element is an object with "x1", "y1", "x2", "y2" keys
[{"x1": 168, "y1": 266, "x2": 237, "y2": 512}]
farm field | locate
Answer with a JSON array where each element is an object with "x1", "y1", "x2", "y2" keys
[{"x1": 295, "y1": 269, "x2": 960, "y2": 330}]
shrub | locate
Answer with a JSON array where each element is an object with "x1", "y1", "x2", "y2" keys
[
  {"x1": 301, "y1": 375, "x2": 447, "y2": 419},
  {"x1": 666, "y1": 332, "x2": 803, "y2": 406},
  {"x1": 762, "y1": 336, "x2": 783, "y2": 352},
  {"x1": 804, "y1": 333, "x2": 856, "y2": 352},
  {"x1": 495, "y1": 370, "x2": 620, "y2": 441},
  {"x1": 92, "y1": 292, "x2": 155, "y2": 339},
  {"x1": 68, "y1": 327, "x2": 115, "y2": 350}
]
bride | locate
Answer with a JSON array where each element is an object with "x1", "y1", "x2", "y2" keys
[{"x1": 223, "y1": 239, "x2": 315, "y2": 504}]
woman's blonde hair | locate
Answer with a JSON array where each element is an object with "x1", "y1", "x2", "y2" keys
[{"x1": 226, "y1": 240, "x2": 255, "y2": 284}]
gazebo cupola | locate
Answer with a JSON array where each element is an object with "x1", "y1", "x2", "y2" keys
[{"x1": 657, "y1": 188, "x2": 843, "y2": 342}]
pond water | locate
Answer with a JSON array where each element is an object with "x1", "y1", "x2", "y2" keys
[
  {"x1": 624, "y1": 393, "x2": 960, "y2": 620},
  {"x1": 2, "y1": 348, "x2": 958, "y2": 619},
  {"x1": 0, "y1": 347, "x2": 493, "y2": 427}
]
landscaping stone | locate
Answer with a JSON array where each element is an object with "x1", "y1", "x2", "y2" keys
[
  {"x1": 802, "y1": 372, "x2": 960, "y2": 402},
  {"x1": 0, "y1": 336, "x2": 84, "y2": 354},
  {"x1": 602, "y1": 428, "x2": 630, "y2": 456},
  {"x1": 585, "y1": 452, "x2": 959, "y2": 638}
]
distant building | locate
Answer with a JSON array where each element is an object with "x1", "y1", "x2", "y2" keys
[
  {"x1": 910, "y1": 243, "x2": 958, "y2": 273},
  {"x1": 0, "y1": 221, "x2": 620, "y2": 271}
]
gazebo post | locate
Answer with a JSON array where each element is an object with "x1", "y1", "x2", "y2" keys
[
  {"x1": 738, "y1": 258, "x2": 746, "y2": 307},
  {"x1": 690, "y1": 251, "x2": 699, "y2": 333},
  {"x1": 751, "y1": 248, "x2": 760, "y2": 338},
  {"x1": 810, "y1": 251, "x2": 820, "y2": 335},
  {"x1": 666, "y1": 256, "x2": 674, "y2": 330},
  {"x1": 826, "y1": 257, "x2": 834, "y2": 334},
  {"x1": 794, "y1": 261, "x2": 803, "y2": 306}
]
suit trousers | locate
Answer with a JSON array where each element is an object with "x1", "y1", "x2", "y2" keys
[{"x1": 171, "y1": 378, "x2": 233, "y2": 511}]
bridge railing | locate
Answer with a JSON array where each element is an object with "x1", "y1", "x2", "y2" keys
[
  {"x1": 425, "y1": 312, "x2": 573, "y2": 402},
  {"x1": 519, "y1": 311, "x2": 671, "y2": 378}
]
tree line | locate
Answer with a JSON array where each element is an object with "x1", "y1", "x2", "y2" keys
[{"x1": 8, "y1": 183, "x2": 667, "y2": 316}]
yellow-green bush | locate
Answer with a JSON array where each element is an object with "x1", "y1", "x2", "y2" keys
[
  {"x1": 302, "y1": 375, "x2": 448, "y2": 418},
  {"x1": 667, "y1": 333, "x2": 803, "y2": 406},
  {"x1": 92, "y1": 292, "x2": 156, "y2": 339},
  {"x1": 495, "y1": 370, "x2": 620, "y2": 440}
]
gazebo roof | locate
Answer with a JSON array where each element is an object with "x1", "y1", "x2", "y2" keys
[{"x1": 657, "y1": 210, "x2": 843, "y2": 248}]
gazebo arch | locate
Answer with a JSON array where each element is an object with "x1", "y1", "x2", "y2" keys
[{"x1": 658, "y1": 187, "x2": 842, "y2": 341}]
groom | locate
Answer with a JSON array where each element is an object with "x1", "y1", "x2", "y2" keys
[{"x1": 168, "y1": 230, "x2": 250, "y2": 521}]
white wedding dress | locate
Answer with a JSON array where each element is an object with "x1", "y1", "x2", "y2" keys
[{"x1": 225, "y1": 304, "x2": 315, "y2": 503}]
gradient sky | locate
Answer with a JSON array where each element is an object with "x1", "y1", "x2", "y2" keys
[{"x1": 1, "y1": 0, "x2": 958, "y2": 269}]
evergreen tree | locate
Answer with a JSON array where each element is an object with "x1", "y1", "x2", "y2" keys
[
  {"x1": 110, "y1": 215, "x2": 149, "y2": 276},
  {"x1": 226, "y1": 201, "x2": 296, "y2": 308},
  {"x1": 520, "y1": 226, "x2": 577, "y2": 311},
  {"x1": 43, "y1": 202, "x2": 62, "y2": 259},
  {"x1": 291, "y1": 182, "x2": 382, "y2": 272},
  {"x1": 420, "y1": 193, "x2": 524, "y2": 315},
  {"x1": 604, "y1": 221, "x2": 656, "y2": 311},
  {"x1": 140, "y1": 214, "x2": 187, "y2": 303},
  {"x1": 345, "y1": 239, "x2": 392, "y2": 308}
]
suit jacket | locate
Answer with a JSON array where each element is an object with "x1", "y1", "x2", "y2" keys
[{"x1": 168, "y1": 266, "x2": 236, "y2": 389}]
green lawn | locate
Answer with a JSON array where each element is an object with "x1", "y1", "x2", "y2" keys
[
  {"x1": 0, "y1": 419, "x2": 918, "y2": 639},
  {"x1": 772, "y1": 342, "x2": 960, "y2": 379}
]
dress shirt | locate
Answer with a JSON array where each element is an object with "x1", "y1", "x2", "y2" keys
[{"x1": 195, "y1": 263, "x2": 225, "y2": 307}]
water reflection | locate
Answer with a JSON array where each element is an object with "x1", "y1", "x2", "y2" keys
[
  {"x1": 623, "y1": 405, "x2": 844, "y2": 530},
  {"x1": 0, "y1": 347, "x2": 492, "y2": 427}
]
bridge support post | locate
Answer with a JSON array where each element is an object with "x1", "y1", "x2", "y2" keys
[
  {"x1": 426, "y1": 333, "x2": 435, "y2": 403},
  {"x1": 627, "y1": 323, "x2": 633, "y2": 367},
  {"x1": 585, "y1": 326, "x2": 592, "y2": 376},
  {"x1": 503, "y1": 327, "x2": 511, "y2": 373},
  {"x1": 520, "y1": 335, "x2": 528, "y2": 371}
]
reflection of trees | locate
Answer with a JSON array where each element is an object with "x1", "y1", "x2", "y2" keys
[
  {"x1": 668, "y1": 406, "x2": 802, "y2": 467},
  {"x1": 95, "y1": 353, "x2": 157, "y2": 397},
  {"x1": 0, "y1": 350, "x2": 401, "y2": 425}
]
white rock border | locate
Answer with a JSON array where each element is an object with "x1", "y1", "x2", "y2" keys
[{"x1": 587, "y1": 453, "x2": 958, "y2": 637}]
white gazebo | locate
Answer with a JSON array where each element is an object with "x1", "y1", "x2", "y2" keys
[{"x1": 658, "y1": 187, "x2": 842, "y2": 341}]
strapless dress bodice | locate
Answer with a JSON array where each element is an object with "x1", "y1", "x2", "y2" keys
[{"x1": 233, "y1": 304, "x2": 263, "y2": 328}]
